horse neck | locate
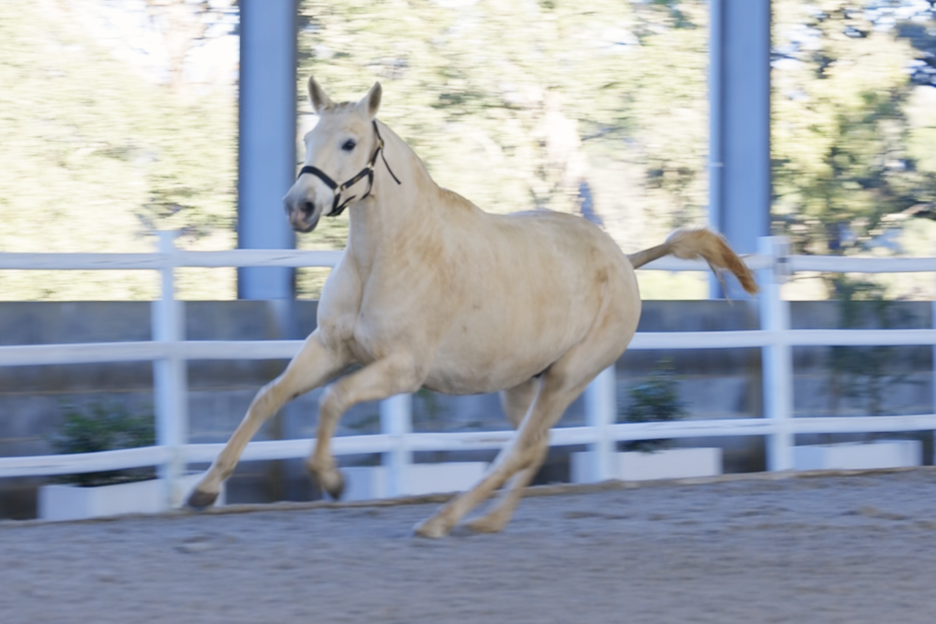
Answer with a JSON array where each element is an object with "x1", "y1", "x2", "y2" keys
[{"x1": 346, "y1": 122, "x2": 444, "y2": 262}]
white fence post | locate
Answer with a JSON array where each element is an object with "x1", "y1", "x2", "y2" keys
[
  {"x1": 152, "y1": 231, "x2": 188, "y2": 507},
  {"x1": 380, "y1": 394, "x2": 412, "y2": 497},
  {"x1": 759, "y1": 236, "x2": 794, "y2": 471},
  {"x1": 583, "y1": 365, "x2": 617, "y2": 482}
]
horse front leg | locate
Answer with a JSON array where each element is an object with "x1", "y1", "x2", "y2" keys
[
  {"x1": 306, "y1": 354, "x2": 424, "y2": 499},
  {"x1": 187, "y1": 330, "x2": 350, "y2": 509}
]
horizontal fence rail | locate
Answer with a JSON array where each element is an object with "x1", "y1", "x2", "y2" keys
[
  {"x1": 6, "y1": 413, "x2": 936, "y2": 478},
  {"x1": 0, "y1": 250, "x2": 344, "y2": 270},
  {"x1": 4, "y1": 328, "x2": 936, "y2": 368},
  {"x1": 2, "y1": 233, "x2": 936, "y2": 505}
]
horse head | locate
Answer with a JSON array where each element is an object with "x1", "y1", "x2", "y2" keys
[{"x1": 283, "y1": 76, "x2": 383, "y2": 233}]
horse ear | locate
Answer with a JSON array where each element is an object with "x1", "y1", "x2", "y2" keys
[
  {"x1": 307, "y1": 75, "x2": 334, "y2": 114},
  {"x1": 358, "y1": 82, "x2": 382, "y2": 119}
]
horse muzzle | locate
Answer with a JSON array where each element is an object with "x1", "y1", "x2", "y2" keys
[
  {"x1": 284, "y1": 181, "x2": 327, "y2": 233},
  {"x1": 285, "y1": 200, "x2": 321, "y2": 233}
]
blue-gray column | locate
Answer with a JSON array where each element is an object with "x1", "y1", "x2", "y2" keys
[
  {"x1": 237, "y1": 0, "x2": 297, "y2": 300},
  {"x1": 709, "y1": 0, "x2": 771, "y2": 298}
]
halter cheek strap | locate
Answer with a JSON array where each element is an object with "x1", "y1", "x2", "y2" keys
[{"x1": 297, "y1": 120, "x2": 402, "y2": 218}]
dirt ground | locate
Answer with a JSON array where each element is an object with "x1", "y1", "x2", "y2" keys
[{"x1": 2, "y1": 469, "x2": 936, "y2": 624}]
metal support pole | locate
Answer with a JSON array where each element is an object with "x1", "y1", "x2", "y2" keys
[
  {"x1": 237, "y1": 0, "x2": 297, "y2": 300},
  {"x1": 759, "y1": 236, "x2": 794, "y2": 471},
  {"x1": 583, "y1": 365, "x2": 618, "y2": 482},
  {"x1": 153, "y1": 231, "x2": 188, "y2": 507},
  {"x1": 380, "y1": 394, "x2": 412, "y2": 497},
  {"x1": 709, "y1": 0, "x2": 771, "y2": 298}
]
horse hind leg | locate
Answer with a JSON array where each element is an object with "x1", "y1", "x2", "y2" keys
[
  {"x1": 464, "y1": 377, "x2": 545, "y2": 534},
  {"x1": 187, "y1": 330, "x2": 349, "y2": 509},
  {"x1": 413, "y1": 302, "x2": 635, "y2": 538},
  {"x1": 463, "y1": 441, "x2": 548, "y2": 534},
  {"x1": 413, "y1": 370, "x2": 589, "y2": 538}
]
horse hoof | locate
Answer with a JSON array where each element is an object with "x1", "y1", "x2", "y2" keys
[
  {"x1": 325, "y1": 471, "x2": 345, "y2": 500},
  {"x1": 313, "y1": 469, "x2": 345, "y2": 500},
  {"x1": 463, "y1": 514, "x2": 507, "y2": 534},
  {"x1": 412, "y1": 517, "x2": 450, "y2": 539},
  {"x1": 186, "y1": 488, "x2": 219, "y2": 510}
]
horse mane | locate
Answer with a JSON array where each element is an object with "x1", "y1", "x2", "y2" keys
[
  {"x1": 436, "y1": 186, "x2": 478, "y2": 213},
  {"x1": 371, "y1": 120, "x2": 476, "y2": 214}
]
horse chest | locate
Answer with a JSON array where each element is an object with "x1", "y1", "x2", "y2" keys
[
  {"x1": 345, "y1": 309, "x2": 416, "y2": 365},
  {"x1": 346, "y1": 321, "x2": 382, "y2": 365}
]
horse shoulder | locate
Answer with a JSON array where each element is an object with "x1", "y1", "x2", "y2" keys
[{"x1": 316, "y1": 255, "x2": 362, "y2": 345}]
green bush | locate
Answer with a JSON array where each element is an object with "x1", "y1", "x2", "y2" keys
[
  {"x1": 620, "y1": 360, "x2": 686, "y2": 453},
  {"x1": 50, "y1": 401, "x2": 156, "y2": 486}
]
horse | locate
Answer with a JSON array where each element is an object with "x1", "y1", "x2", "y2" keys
[{"x1": 187, "y1": 76, "x2": 758, "y2": 538}]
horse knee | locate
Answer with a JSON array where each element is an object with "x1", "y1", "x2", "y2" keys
[
  {"x1": 317, "y1": 383, "x2": 347, "y2": 422},
  {"x1": 248, "y1": 378, "x2": 287, "y2": 414}
]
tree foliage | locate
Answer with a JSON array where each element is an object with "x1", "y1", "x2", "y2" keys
[
  {"x1": 772, "y1": 0, "x2": 936, "y2": 259},
  {"x1": 0, "y1": 0, "x2": 237, "y2": 300}
]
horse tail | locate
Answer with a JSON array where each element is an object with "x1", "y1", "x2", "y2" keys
[{"x1": 627, "y1": 228, "x2": 758, "y2": 295}]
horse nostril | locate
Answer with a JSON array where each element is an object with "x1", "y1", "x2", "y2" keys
[{"x1": 303, "y1": 202, "x2": 315, "y2": 215}]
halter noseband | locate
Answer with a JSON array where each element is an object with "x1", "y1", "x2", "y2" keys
[{"x1": 297, "y1": 120, "x2": 401, "y2": 218}]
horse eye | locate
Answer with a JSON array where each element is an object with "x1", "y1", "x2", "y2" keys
[{"x1": 342, "y1": 139, "x2": 356, "y2": 152}]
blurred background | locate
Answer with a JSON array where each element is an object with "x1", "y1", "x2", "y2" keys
[{"x1": 3, "y1": 0, "x2": 933, "y2": 302}]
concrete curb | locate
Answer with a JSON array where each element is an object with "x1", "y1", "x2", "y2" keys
[{"x1": 4, "y1": 465, "x2": 933, "y2": 528}]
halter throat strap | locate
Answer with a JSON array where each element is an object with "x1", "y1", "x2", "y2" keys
[{"x1": 297, "y1": 120, "x2": 402, "y2": 218}]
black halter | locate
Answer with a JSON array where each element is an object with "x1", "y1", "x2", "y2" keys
[{"x1": 297, "y1": 120, "x2": 402, "y2": 218}]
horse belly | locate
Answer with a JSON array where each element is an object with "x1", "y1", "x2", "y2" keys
[
  {"x1": 425, "y1": 294, "x2": 593, "y2": 394},
  {"x1": 422, "y1": 355, "x2": 545, "y2": 395}
]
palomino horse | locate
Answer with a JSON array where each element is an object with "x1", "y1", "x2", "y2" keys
[{"x1": 188, "y1": 76, "x2": 758, "y2": 537}]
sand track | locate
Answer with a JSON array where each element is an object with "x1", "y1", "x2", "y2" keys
[{"x1": 2, "y1": 469, "x2": 935, "y2": 623}]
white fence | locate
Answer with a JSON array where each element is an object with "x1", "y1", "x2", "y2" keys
[{"x1": 2, "y1": 232, "x2": 936, "y2": 506}]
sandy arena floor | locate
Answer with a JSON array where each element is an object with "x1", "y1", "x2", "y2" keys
[{"x1": 2, "y1": 469, "x2": 936, "y2": 624}]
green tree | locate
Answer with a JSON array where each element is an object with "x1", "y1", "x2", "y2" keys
[
  {"x1": 0, "y1": 1, "x2": 237, "y2": 300},
  {"x1": 772, "y1": 0, "x2": 936, "y2": 264}
]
